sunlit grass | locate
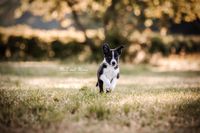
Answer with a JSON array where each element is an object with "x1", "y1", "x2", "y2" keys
[{"x1": 0, "y1": 62, "x2": 200, "y2": 133}]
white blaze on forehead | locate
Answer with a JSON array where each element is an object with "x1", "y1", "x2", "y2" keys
[
  {"x1": 112, "y1": 51, "x2": 114, "y2": 60},
  {"x1": 111, "y1": 50, "x2": 117, "y2": 65}
]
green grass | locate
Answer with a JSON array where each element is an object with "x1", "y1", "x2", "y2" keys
[{"x1": 0, "y1": 62, "x2": 200, "y2": 133}]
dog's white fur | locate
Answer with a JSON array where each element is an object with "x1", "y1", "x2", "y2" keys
[
  {"x1": 100, "y1": 57, "x2": 119, "y2": 91},
  {"x1": 96, "y1": 44, "x2": 123, "y2": 93}
]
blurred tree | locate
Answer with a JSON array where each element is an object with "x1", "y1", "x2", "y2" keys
[
  {"x1": 0, "y1": 0, "x2": 199, "y2": 61},
  {"x1": 10, "y1": 0, "x2": 200, "y2": 49},
  {"x1": 0, "y1": 0, "x2": 20, "y2": 25}
]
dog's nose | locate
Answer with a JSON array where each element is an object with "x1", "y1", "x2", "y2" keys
[{"x1": 111, "y1": 61, "x2": 116, "y2": 66}]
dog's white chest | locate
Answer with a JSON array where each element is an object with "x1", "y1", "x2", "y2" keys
[{"x1": 103, "y1": 66, "x2": 119, "y2": 80}]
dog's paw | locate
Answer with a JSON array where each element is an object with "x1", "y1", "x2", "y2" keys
[
  {"x1": 106, "y1": 88, "x2": 111, "y2": 93},
  {"x1": 106, "y1": 90, "x2": 111, "y2": 93}
]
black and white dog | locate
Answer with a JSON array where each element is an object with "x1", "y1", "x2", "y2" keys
[{"x1": 96, "y1": 43, "x2": 124, "y2": 93}]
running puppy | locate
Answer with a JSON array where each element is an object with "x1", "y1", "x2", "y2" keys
[{"x1": 96, "y1": 43, "x2": 124, "y2": 93}]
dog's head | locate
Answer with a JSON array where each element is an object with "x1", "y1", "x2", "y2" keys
[{"x1": 103, "y1": 43, "x2": 124, "y2": 67}]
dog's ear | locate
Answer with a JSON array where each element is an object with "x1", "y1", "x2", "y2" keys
[
  {"x1": 116, "y1": 45, "x2": 124, "y2": 55},
  {"x1": 102, "y1": 43, "x2": 110, "y2": 55}
]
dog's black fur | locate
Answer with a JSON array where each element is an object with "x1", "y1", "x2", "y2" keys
[{"x1": 96, "y1": 43, "x2": 124, "y2": 93}]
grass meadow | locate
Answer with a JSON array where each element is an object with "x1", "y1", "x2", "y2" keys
[{"x1": 0, "y1": 62, "x2": 200, "y2": 133}]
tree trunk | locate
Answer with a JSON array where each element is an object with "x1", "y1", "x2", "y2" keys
[
  {"x1": 103, "y1": 0, "x2": 118, "y2": 40},
  {"x1": 66, "y1": 1, "x2": 96, "y2": 52}
]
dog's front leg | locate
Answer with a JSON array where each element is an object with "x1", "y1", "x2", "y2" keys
[
  {"x1": 110, "y1": 77, "x2": 117, "y2": 91},
  {"x1": 100, "y1": 75, "x2": 111, "y2": 92},
  {"x1": 98, "y1": 79, "x2": 104, "y2": 93}
]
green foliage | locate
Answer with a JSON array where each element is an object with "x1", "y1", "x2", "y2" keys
[
  {"x1": 0, "y1": 33, "x2": 85, "y2": 61},
  {"x1": 105, "y1": 28, "x2": 129, "y2": 48},
  {"x1": 1, "y1": 32, "x2": 200, "y2": 62},
  {"x1": 149, "y1": 36, "x2": 200, "y2": 56},
  {"x1": 149, "y1": 37, "x2": 169, "y2": 56},
  {"x1": 51, "y1": 40, "x2": 84, "y2": 59},
  {"x1": 170, "y1": 39, "x2": 200, "y2": 54}
]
